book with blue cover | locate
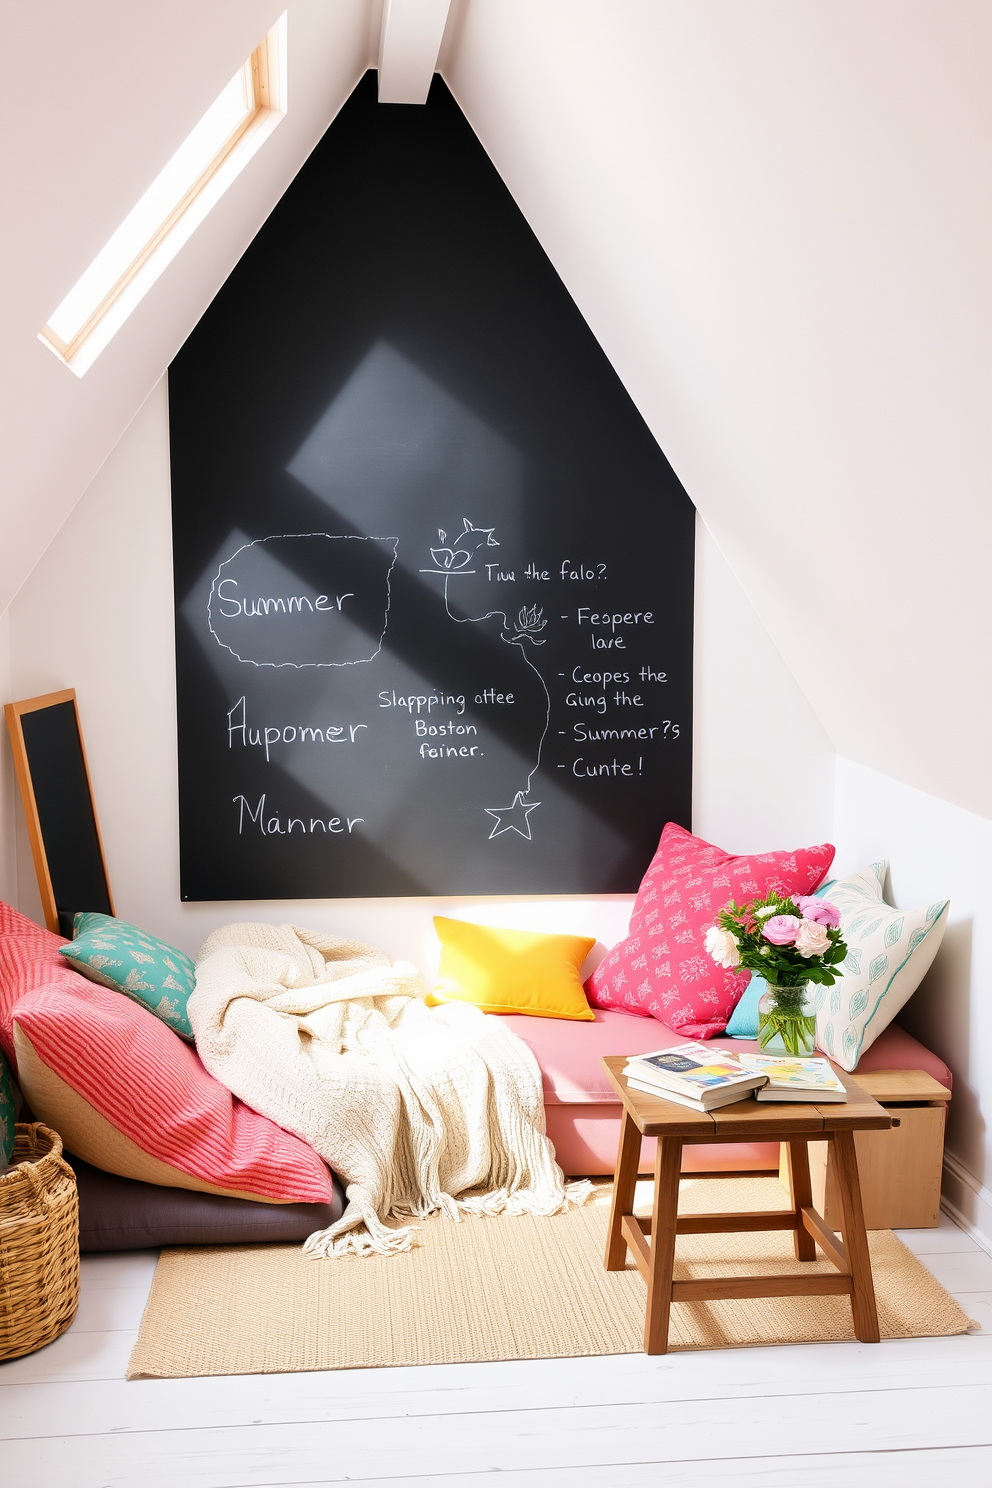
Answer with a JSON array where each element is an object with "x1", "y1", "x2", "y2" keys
[{"x1": 622, "y1": 1043, "x2": 766, "y2": 1110}]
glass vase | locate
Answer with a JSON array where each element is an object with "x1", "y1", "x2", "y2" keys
[{"x1": 756, "y1": 982, "x2": 816, "y2": 1056}]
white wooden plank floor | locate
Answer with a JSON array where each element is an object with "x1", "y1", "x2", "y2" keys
[{"x1": 2, "y1": 1211, "x2": 991, "y2": 1488}]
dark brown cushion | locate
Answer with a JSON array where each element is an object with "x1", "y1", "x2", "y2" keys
[{"x1": 68, "y1": 1153, "x2": 345, "y2": 1251}]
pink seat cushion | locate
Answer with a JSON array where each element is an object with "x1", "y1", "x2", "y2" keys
[
  {"x1": 544, "y1": 1106, "x2": 780, "y2": 1178},
  {"x1": 850, "y1": 1021, "x2": 952, "y2": 1086},
  {"x1": 585, "y1": 823, "x2": 835, "y2": 1038},
  {"x1": 498, "y1": 1007, "x2": 952, "y2": 1105},
  {"x1": 0, "y1": 901, "x2": 334, "y2": 1204},
  {"x1": 500, "y1": 1007, "x2": 951, "y2": 1175}
]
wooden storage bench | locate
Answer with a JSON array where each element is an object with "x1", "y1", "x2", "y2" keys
[{"x1": 781, "y1": 1070, "x2": 951, "y2": 1229}]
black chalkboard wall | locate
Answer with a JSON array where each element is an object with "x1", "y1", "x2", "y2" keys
[{"x1": 170, "y1": 73, "x2": 694, "y2": 900}]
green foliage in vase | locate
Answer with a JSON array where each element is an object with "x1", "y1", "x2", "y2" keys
[{"x1": 704, "y1": 891, "x2": 848, "y2": 989}]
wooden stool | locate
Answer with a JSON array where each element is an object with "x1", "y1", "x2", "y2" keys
[{"x1": 602, "y1": 1055, "x2": 892, "y2": 1355}]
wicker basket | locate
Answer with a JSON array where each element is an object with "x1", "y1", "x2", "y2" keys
[{"x1": 0, "y1": 1123, "x2": 80, "y2": 1360}]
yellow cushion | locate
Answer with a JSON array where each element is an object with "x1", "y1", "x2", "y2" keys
[{"x1": 428, "y1": 917, "x2": 596, "y2": 1020}]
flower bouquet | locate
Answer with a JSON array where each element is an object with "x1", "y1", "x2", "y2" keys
[{"x1": 705, "y1": 894, "x2": 848, "y2": 1056}]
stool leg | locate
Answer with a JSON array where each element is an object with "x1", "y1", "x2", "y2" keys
[
  {"x1": 644, "y1": 1134, "x2": 682, "y2": 1355},
  {"x1": 785, "y1": 1140, "x2": 817, "y2": 1262},
  {"x1": 832, "y1": 1130, "x2": 880, "y2": 1343},
  {"x1": 605, "y1": 1108, "x2": 642, "y2": 1270}
]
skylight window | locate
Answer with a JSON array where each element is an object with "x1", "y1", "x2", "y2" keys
[{"x1": 40, "y1": 14, "x2": 287, "y2": 377}]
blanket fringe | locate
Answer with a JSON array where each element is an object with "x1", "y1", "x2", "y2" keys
[
  {"x1": 446, "y1": 1178, "x2": 594, "y2": 1220},
  {"x1": 303, "y1": 1178, "x2": 594, "y2": 1259},
  {"x1": 303, "y1": 1197, "x2": 418, "y2": 1259}
]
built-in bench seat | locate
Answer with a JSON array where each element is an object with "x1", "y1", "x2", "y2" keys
[{"x1": 498, "y1": 1009, "x2": 951, "y2": 1176}]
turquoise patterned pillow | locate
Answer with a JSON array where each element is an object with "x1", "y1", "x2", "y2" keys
[
  {"x1": 0, "y1": 1047, "x2": 16, "y2": 1169},
  {"x1": 60, "y1": 913, "x2": 195, "y2": 1042}
]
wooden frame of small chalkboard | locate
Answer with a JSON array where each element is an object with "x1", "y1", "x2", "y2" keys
[{"x1": 4, "y1": 689, "x2": 115, "y2": 936}]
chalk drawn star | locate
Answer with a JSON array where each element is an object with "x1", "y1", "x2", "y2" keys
[{"x1": 484, "y1": 793, "x2": 542, "y2": 840}]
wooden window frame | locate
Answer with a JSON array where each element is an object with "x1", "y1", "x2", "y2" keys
[{"x1": 39, "y1": 15, "x2": 286, "y2": 375}]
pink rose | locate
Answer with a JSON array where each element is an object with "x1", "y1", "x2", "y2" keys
[
  {"x1": 795, "y1": 896, "x2": 841, "y2": 928},
  {"x1": 762, "y1": 915, "x2": 802, "y2": 945},
  {"x1": 795, "y1": 919, "x2": 830, "y2": 957}
]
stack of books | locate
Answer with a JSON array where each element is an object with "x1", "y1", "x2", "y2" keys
[
  {"x1": 622, "y1": 1044, "x2": 767, "y2": 1112},
  {"x1": 735, "y1": 1053, "x2": 848, "y2": 1102}
]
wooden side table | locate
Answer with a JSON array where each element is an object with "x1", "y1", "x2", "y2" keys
[{"x1": 602, "y1": 1056, "x2": 892, "y2": 1355}]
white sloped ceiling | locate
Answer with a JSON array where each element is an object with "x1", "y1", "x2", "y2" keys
[
  {"x1": 0, "y1": 0, "x2": 375, "y2": 619},
  {"x1": 4, "y1": 0, "x2": 989, "y2": 822},
  {"x1": 442, "y1": 0, "x2": 992, "y2": 819}
]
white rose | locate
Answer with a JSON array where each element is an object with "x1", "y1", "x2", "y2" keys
[
  {"x1": 754, "y1": 905, "x2": 778, "y2": 919},
  {"x1": 794, "y1": 920, "x2": 830, "y2": 958},
  {"x1": 705, "y1": 925, "x2": 740, "y2": 969}
]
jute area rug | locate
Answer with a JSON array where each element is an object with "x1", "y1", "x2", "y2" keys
[{"x1": 127, "y1": 1177, "x2": 976, "y2": 1379}]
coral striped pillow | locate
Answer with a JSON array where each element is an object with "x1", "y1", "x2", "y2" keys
[
  {"x1": 0, "y1": 898, "x2": 72, "y2": 1065},
  {"x1": 0, "y1": 901, "x2": 333, "y2": 1204}
]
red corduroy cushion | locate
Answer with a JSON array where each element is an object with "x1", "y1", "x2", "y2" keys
[
  {"x1": 0, "y1": 899, "x2": 72, "y2": 1065},
  {"x1": 585, "y1": 824, "x2": 835, "y2": 1039},
  {"x1": 0, "y1": 901, "x2": 333, "y2": 1203}
]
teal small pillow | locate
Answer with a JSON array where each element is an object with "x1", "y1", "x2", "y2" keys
[
  {"x1": 0, "y1": 1047, "x2": 15, "y2": 1169},
  {"x1": 725, "y1": 975, "x2": 766, "y2": 1039},
  {"x1": 59, "y1": 912, "x2": 195, "y2": 1042}
]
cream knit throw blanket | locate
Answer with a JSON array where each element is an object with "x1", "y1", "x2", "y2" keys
[{"x1": 190, "y1": 923, "x2": 589, "y2": 1258}]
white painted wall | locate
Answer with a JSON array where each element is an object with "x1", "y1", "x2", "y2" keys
[
  {"x1": 4, "y1": 378, "x2": 834, "y2": 979},
  {"x1": 444, "y1": 0, "x2": 992, "y2": 820},
  {"x1": 0, "y1": 612, "x2": 15, "y2": 908},
  {"x1": 694, "y1": 527, "x2": 833, "y2": 854},
  {"x1": 833, "y1": 757, "x2": 992, "y2": 1250}
]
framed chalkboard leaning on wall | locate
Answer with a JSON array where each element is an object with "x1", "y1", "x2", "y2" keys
[{"x1": 4, "y1": 690, "x2": 114, "y2": 936}]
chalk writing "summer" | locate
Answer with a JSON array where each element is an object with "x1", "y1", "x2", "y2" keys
[
  {"x1": 571, "y1": 721, "x2": 679, "y2": 741},
  {"x1": 234, "y1": 795, "x2": 365, "y2": 835},
  {"x1": 215, "y1": 582, "x2": 354, "y2": 617}
]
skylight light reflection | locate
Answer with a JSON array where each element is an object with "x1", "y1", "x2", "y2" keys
[
  {"x1": 39, "y1": 13, "x2": 287, "y2": 376},
  {"x1": 46, "y1": 66, "x2": 253, "y2": 347}
]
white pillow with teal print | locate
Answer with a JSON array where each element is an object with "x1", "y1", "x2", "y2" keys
[
  {"x1": 59, "y1": 912, "x2": 195, "y2": 1042},
  {"x1": 813, "y1": 862, "x2": 948, "y2": 1071}
]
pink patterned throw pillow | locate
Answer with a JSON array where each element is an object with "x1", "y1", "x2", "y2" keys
[{"x1": 585, "y1": 823, "x2": 835, "y2": 1039}]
